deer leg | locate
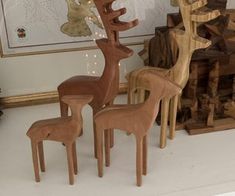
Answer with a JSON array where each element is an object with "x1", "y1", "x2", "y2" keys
[
  {"x1": 136, "y1": 136, "x2": 143, "y2": 187},
  {"x1": 93, "y1": 120, "x2": 98, "y2": 159},
  {"x1": 60, "y1": 99, "x2": 69, "y2": 117},
  {"x1": 128, "y1": 83, "x2": 135, "y2": 104},
  {"x1": 104, "y1": 129, "x2": 110, "y2": 167},
  {"x1": 72, "y1": 142, "x2": 78, "y2": 175},
  {"x1": 38, "y1": 141, "x2": 45, "y2": 172},
  {"x1": 160, "y1": 98, "x2": 170, "y2": 149},
  {"x1": 110, "y1": 129, "x2": 114, "y2": 148},
  {"x1": 106, "y1": 101, "x2": 114, "y2": 148},
  {"x1": 143, "y1": 134, "x2": 147, "y2": 176},
  {"x1": 97, "y1": 128, "x2": 104, "y2": 177},
  {"x1": 31, "y1": 141, "x2": 40, "y2": 182},
  {"x1": 66, "y1": 143, "x2": 74, "y2": 185},
  {"x1": 169, "y1": 95, "x2": 178, "y2": 140}
]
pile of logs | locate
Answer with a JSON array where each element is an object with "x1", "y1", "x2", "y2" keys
[{"x1": 147, "y1": 0, "x2": 235, "y2": 134}]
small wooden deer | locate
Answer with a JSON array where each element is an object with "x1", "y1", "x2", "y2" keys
[
  {"x1": 94, "y1": 72, "x2": 181, "y2": 186},
  {"x1": 57, "y1": 0, "x2": 138, "y2": 155},
  {"x1": 26, "y1": 95, "x2": 93, "y2": 185},
  {"x1": 126, "y1": 0, "x2": 220, "y2": 148}
]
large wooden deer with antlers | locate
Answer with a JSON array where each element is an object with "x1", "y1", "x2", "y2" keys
[
  {"x1": 126, "y1": 0, "x2": 220, "y2": 148},
  {"x1": 58, "y1": 0, "x2": 138, "y2": 155}
]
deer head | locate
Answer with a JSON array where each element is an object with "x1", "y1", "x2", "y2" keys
[{"x1": 173, "y1": 0, "x2": 220, "y2": 53}]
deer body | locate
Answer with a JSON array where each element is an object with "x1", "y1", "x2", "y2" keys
[{"x1": 58, "y1": 0, "x2": 138, "y2": 115}]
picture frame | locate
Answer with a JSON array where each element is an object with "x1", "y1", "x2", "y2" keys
[{"x1": 0, "y1": 0, "x2": 178, "y2": 57}]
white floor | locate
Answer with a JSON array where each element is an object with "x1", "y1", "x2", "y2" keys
[{"x1": 1, "y1": 95, "x2": 235, "y2": 196}]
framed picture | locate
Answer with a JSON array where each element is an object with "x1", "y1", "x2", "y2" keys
[{"x1": 0, "y1": 0, "x2": 177, "y2": 57}]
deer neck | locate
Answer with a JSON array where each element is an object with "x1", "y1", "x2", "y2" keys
[
  {"x1": 100, "y1": 57, "x2": 120, "y2": 90},
  {"x1": 99, "y1": 42, "x2": 120, "y2": 104},
  {"x1": 144, "y1": 90, "x2": 163, "y2": 119},
  {"x1": 170, "y1": 32, "x2": 194, "y2": 88},
  {"x1": 70, "y1": 106, "x2": 83, "y2": 124}
]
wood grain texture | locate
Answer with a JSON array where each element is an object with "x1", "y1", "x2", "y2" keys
[
  {"x1": 126, "y1": 0, "x2": 220, "y2": 148},
  {"x1": 26, "y1": 95, "x2": 93, "y2": 185},
  {"x1": 57, "y1": 0, "x2": 138, "y2": 157},
  {"x1": 95, "y1": 72, "x2": 181, "y2": 186}
]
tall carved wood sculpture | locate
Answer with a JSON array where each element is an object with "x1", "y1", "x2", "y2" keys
[
  {"x1": 58, "y1": 0, "x2": 138, "y2": 154},
  {"x1": 95, "y1": 72, "x2": 181, "y2": 186},
  {"x1": 27, "y1": 95, "x2": 93, "y2": 185},
  {"x1": 126, "y1": 0, "x2": 220, "y2": 148}
]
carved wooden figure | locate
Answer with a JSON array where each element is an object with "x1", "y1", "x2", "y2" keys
[
  {"x1": 94, "y1": 72, "x2": 181, "y2": 186},
  {"x1": 57, "y1": 0, "x2": 138, "y2": 155},
  {"x1": 224, "y1": 100, "x2": 235, "y2": 119},
  {"x1": 171, "y1": 0, "x2": 227, "y2": 9},
  {"x1": 26, "y1": 95, "x2": 93, "y2": 185},
  {"x1": 126, "y1": 0, "x2": 220, "y2": 148}
]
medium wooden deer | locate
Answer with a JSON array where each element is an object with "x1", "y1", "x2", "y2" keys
[
  {"x1": 94, "y1": 72, "x2": 181, "y2": 186},
  {"x1": 126, "y1": 0, "x2": 220, "y2": 148},
  {"x1": 58, "y1": 0, "x2": 138, "y2": 155}
]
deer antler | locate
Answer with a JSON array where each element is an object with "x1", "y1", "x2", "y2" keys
[
  {"x1": 177, "y1": 0, "x2": 220, "y2": 51},
  {"x1": 94, "y1": 0, "x2": 138, "y2": 43}
]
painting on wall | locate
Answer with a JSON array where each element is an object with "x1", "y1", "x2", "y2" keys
[{"x1": 0, "y1": 0, "x2": 178, "y2": 57}]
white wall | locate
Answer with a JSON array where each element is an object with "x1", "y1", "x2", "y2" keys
[
  {"x1": 227, "y1": 0, "x2": 235, "y2": 8},
  {"x1": 0, "y1": 0, "x2": 235, "y2": 97},
  {"x1": 0, "y1": 0, "x2": 176, "y2": 97},
  {"x1": 0, "y1": 45, "x2": 144, "y2": 97}
]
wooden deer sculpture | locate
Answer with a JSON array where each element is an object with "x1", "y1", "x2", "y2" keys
[
  {"x1": 126, "y1": 0, "x2": 220, "y2": 148},
  {"x1": 94, "y1": 72, "x2": 182, "y2": 186},
  {"x1": 58, "y1": 0, "x2": 138, "y2": 154},
  {"x1": 26, "y1": 95, "x2": 93, "y2": 185}
]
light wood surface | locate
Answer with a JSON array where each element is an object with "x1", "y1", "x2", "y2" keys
[{"x1": 126, "y1": 0, "x2": 220, "y2": 148}]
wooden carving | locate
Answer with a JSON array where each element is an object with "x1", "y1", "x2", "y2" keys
[
  {"x1": 126, "y1": 0, "x2": 220, "y2": 148},
  {"x1": 94, "y1": 72, "x2": 181, "y2": 186},
  {"x1": 26, "y1": 95, "x2": 93, "y2": 185},
  {"x1": 61, "y1": 0, "x2": 103, "y2": 37},
  {"x1": 171, "y1": 0, "x2": 227, "y2": 9},
  {"x1": 57, "y1": 0, "x2": 138, "y2": 155},
  {"x1": 224, "y1": 100, "x2": 235, "y2": 119}
]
